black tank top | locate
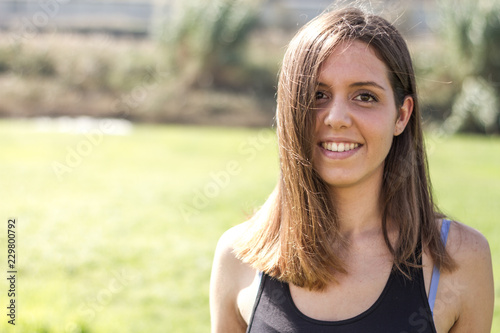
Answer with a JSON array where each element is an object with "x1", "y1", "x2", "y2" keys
[{"x1": 246, "y1": 250, "x2": 437, "y2": 333}]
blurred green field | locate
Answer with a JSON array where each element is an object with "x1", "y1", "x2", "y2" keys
[{"x1": 0, "y1": 119, "x2": 498, "y2": 332}]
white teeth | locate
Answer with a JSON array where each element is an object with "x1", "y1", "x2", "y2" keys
[{"x1": 321, "y1": 142, "x2": 359, "y2": 152}]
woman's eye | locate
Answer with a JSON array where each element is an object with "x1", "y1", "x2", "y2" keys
[
  {"x1": 354, "y1": 93, "x2": 377, "y2": 103},
  {"x1": 315, "y1": 91, "x2": 328, "y2": 100}
]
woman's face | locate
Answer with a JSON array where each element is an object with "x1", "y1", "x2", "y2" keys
[{"x1": 312, "y1": 40, "x2": 413, "y2": 191}]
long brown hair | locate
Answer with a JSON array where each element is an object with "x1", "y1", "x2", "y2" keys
[{"x1": 234, "y1": 7, "x2": 455, "y2": 291}]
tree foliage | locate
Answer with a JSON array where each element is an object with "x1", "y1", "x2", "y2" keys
[
  {"x1": 439, "y1": 0, "x2": 500, "y2": 133},
  {"x1": 156, "y1": 0, "x2": 261, "y2": 89}
]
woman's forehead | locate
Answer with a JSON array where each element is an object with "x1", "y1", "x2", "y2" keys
[{"x1": 317, "y1": 40, "x2": 391, "y2": 88}]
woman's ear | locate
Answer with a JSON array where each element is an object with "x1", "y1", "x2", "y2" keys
[{"x1": 394, "y1": 96, "x2": 414, "y2": 136}]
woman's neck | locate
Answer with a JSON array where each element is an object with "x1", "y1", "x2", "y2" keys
[{"x1": 330, "y1": 175, "x2": 384, "y2": 239}]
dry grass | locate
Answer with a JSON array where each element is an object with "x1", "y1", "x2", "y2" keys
[{"x1": 0, "y1": 31, "x2": 279, "y2": 125}]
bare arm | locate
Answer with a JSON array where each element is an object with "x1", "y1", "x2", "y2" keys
[
  {"x1": 448, "y1": 223, "x2": 494, "y2": 332},
  {"x1": 210, "y1": 227, "x2": 248, "y2": 333}
]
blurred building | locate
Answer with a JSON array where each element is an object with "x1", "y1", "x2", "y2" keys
[{"x1": 0, "y1": 0, "x2": 437, "y2": 38}]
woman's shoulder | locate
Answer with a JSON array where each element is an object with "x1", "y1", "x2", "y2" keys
[
  {"x1": 210, "y1": 222, "x2": 259, "y2": 332},
  {"x1": 446, "y1": 219, "x2": 491, "y2": 264},
  {"x1": 211, "y1": 222, "x2": 257, "y2": 298},
  {"x1": 440, "y1": 219, "x2": 494, "y2": 331},
  {"x1": 213, "y1": 222, "x2": 253, "y2": 267}
]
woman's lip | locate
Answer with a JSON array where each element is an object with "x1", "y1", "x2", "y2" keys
[{"x1": 320, "y1": 137, "x2": 360, "y2": 143}]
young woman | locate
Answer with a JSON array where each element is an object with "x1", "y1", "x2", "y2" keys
[{"x1": 210, "y1": 7, "x2": 494, "y2": 333}]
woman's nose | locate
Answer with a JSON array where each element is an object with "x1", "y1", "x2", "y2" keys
[{"x1": 323, "y1": 99, "x2": 352, "y2": 129}]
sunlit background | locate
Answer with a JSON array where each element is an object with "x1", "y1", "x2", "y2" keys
[{"x1": 0, "y1": 0, "x2": 499, "y2": 332}]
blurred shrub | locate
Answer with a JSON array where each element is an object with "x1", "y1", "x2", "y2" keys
[
  {"x1": 155, "y1": 0, "x2": 263, "y2": 89},
  {"x1": 438, "y1": 0, "x2": 500, "y2": 133},
  {"x1": 0, "y1": 31, "x2": 277, "y2": 125},
  {"x1": 5, "y1": 43, "x2": 56, "y2": 77},
  {"x1": 0, "y1": 0, "x2": 280, "y2": 125},
  {"x1": 58, "y1": 55, "x2": 113, "y2": 92},
  {"x1": 0, "y1": 47, "x2": 12, "y2": 73},
  {"x1": 143, "y1": 0, "x2": 277, "y2": 125}
]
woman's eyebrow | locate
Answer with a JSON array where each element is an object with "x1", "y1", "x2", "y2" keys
[
  {"x1": 349, "y1": 81, "x2": 386, "y2": 90},
  {"x1": 315, "y1": 81, "x2": 386, "y2": 91}
]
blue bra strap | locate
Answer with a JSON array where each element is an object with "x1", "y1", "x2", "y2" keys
[{"x1": 428, "y1": 219, "x2": 451, "y2": 314}]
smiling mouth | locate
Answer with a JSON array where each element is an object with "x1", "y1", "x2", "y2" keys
[{"x1": 321, "y1": 142, "x2": 360, "y2": 152}]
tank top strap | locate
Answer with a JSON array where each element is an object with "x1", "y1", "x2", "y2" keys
[
  {"x1": 246, "y1": 271, "x2": 265, "y2": 333},
  {"x1": 428, "y1": 219, "x2": 452, "y2": 314}
]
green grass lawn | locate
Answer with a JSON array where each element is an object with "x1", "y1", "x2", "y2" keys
[{"x1": 0, "y1": 119, "x2": 498, "y2": 332}]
